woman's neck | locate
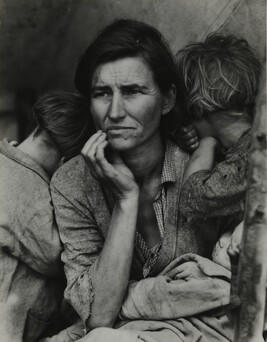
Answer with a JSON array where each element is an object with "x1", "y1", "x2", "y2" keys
[{"x1": 120, "y1": 132, "x2": 165, "y2": 185}]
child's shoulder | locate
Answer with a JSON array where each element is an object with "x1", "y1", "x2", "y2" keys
[{"x1": 226, "y1": 128, "x2": 251, "y2": 157}]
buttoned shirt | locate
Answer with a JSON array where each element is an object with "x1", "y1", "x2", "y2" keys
[
  {"x1": 51, "y1": 139, "x2": 232, "y2": 325},
  {"x1": 135, "y1": 141, "x2": 176, "y2": 277}
]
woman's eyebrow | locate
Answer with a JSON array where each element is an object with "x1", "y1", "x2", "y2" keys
[{"x1": 121, "y1": 84, "x2": 148, "y2": 90}]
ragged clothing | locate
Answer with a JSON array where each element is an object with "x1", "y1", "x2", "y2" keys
[
  {"x1": 77, "y1": 254, "x2": 235, "y2": 342},
  {"x1": 179, "y1": 129, "x2": 250, "y2": 219},
  {"x1": 0, "y1": 140, "x2": 81, "y2": 342},
  {"x1": 120, "y1": 253, "x2": 231, "y2": 321},
  {"x1": 50, "y1": 138, "x2": 241, "y2": 335}
]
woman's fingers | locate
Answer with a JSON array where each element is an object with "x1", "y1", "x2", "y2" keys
[
  {"x1": 95, "y1": 140, "x2": 109, "y2": 162},
  {"x1": 82, "y1": 130, "x2": 138, "y2": 197},
  {"x1": 95, "y1": 141, "x2": 115, "y2": 177},
  {"x1": 81, "y1": 130, "x2": 105, "y2": 156},
  {"x1": 82, "y1": 131, "x2": 106, "y2": 163},
  {"x1": 82, "y1": 131, "x2": 109, "y2": 179},
  {"x1": 93, "y1": 139, "x2": 128, "y2": 186},
  {"x1": 175, "y1": 270, "x2": 189, "y2": 279},
  {"x1": 166, "y1": 264, "x2": 185, "y2": 279},
  {"x1": 82, "y1": 130, "x2": 102, "y2": 152}
]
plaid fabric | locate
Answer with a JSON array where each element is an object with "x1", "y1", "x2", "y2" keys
[{"x1": 135, "y1": 141, "x2": 176, "y2": 278}]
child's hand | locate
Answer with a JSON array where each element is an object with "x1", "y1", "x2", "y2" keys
[
  {"x1": 228, "y1": 221, "x2": 244, "y2": 258},
  {"x1": 174, "y1": 125, "x2": 199, "y2": 152}
]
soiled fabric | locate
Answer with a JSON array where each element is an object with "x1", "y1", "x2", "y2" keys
[
  {"x1": 0, "y1": 141, "x2": 81, "y2": 342},
  {"x1": 80, "y1": 316, "x2": 232, "y2": 342},
  {"x1": 120, "y1": 253, "x2": 231, "y2": 321},
  {"x1": 179, "y1": 129, "x2": 250, "y2": 218},
  {"x1": 50, "y1": 138, "x2": 240, "y2": 334},
  {"x1": 77, "y1": 254, "x2": 234, "y2": 342}
]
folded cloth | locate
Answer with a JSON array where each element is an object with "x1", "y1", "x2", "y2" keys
[
  {"x1": 79, "y1": 316, "x2": 233, "y2": 342},
  {"x1": 120, "y1": 253, "x2": 232, "y2": 320},
  {"x1": 76, "y1": 255, "x2": 236, "y2": 342}
]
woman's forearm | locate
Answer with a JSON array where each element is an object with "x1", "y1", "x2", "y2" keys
[{"x1": 87, "y1": 195, "x2": 139, "y2": 329}]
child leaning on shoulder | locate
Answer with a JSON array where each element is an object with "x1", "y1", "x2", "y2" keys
[{"x1": 176, "y1": 33, "x2": 261, "y2": 265}]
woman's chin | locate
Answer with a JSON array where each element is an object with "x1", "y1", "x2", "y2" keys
[{"x1": 107, "y1": 137, "x2": 135, "y2": 152}]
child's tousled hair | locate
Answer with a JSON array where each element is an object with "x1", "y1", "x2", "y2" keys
[
  {"x1": 176, "y1": 33, "x2": 261, "y2": 122},
  {"x1": 34, "y1": 91, "x2": 95, "y2": 161}
]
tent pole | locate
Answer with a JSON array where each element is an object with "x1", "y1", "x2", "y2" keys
[{"x1": 234, "y1": 63, "x2": 267, "y2": 342}]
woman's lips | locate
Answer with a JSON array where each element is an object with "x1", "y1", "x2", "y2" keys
[
  {"x1": 106, "y1": 126, "x2": 134, "y2": 134},
  {"x1": 106, "y1": 126, "x2": 133, "y2": 131}
]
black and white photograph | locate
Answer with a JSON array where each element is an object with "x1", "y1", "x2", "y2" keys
[{"x1": 0, "y1": 1, "x2": 266, "y2": 341}]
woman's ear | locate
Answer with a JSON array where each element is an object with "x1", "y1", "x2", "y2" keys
[{"x1": 162, "y1": 84, "x2": 176, "y2": 115}]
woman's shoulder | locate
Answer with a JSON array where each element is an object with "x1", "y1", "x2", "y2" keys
[{"x1": 51, "y1": 154, "x2": 99, "y2": 195}]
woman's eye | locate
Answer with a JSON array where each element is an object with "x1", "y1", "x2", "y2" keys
[
  {"x1": 124, "y1": 89, "x2": 142, "y2": 96},
  {"x1": 92, "y1": 91, "x2": 111, "y2": 98}
]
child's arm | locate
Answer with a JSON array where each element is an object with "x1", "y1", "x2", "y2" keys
[
  {"x1": 179, "y1": 131, "x2": 250, "y2": 218},
  {"x1": 182, "y1": 136, "x2": 218, "y2": 184}
]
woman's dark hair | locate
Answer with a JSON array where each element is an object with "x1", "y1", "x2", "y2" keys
[
  {"x1": 75, "y1": 19, "x2": 181, "y2": 132},
  {"x1": 76, "y1": 19, "x2": 178, "y2": 96},
  {"x1": 176, "y1": 33, "x2": 262, "y2": 122},
  {"x1": 34, "y1": 90, "x2": 95, "y2": 161}
]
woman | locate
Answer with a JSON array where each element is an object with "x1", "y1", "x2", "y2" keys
[{"x1": 51, "y1": 20, "x2": 238, "y2": 341}]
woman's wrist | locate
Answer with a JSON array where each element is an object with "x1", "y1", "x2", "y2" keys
[{"x1": 117, "y1": 190, "x2": 140, "y2": 206}]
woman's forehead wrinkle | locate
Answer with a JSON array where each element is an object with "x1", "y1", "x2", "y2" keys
[{"x1": 93, "y1": 58, "x2": 154, "y2": 88}]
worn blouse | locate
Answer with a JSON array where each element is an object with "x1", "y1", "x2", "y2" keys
[{"x1": 51, "y1": 139, "x2": 229, "y2": 325}]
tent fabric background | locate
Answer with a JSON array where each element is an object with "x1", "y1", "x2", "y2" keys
[{"x1": 0, "y1": 0, "x2": 265, "y2": 94}]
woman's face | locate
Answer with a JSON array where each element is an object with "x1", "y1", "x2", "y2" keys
[{"x1": 90, "y1": 56, "x2": 169, "y2": 152}]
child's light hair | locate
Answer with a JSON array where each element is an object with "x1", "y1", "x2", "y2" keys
[{"x1": 176, "y1": 34, "x2": 261, "y2": 121}]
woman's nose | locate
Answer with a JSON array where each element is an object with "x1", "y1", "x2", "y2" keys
[{"x1": 108, "y1": 93, "x2": 126, "y2": 120}]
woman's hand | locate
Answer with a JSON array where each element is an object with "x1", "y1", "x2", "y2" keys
[
  {"x1": 167, "y1": 261, "x2": 206, "y2": 280},
  {"x1": 81, "y1": 130, "x2": 139, "y2": 200}
]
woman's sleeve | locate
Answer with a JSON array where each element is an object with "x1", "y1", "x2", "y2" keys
[
  {"x1": 179, "y1": 150, "x2": 249, "y2": 218},
  {"x1": 51, "y1": 185, "x2": 104, "y2": 325}
]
